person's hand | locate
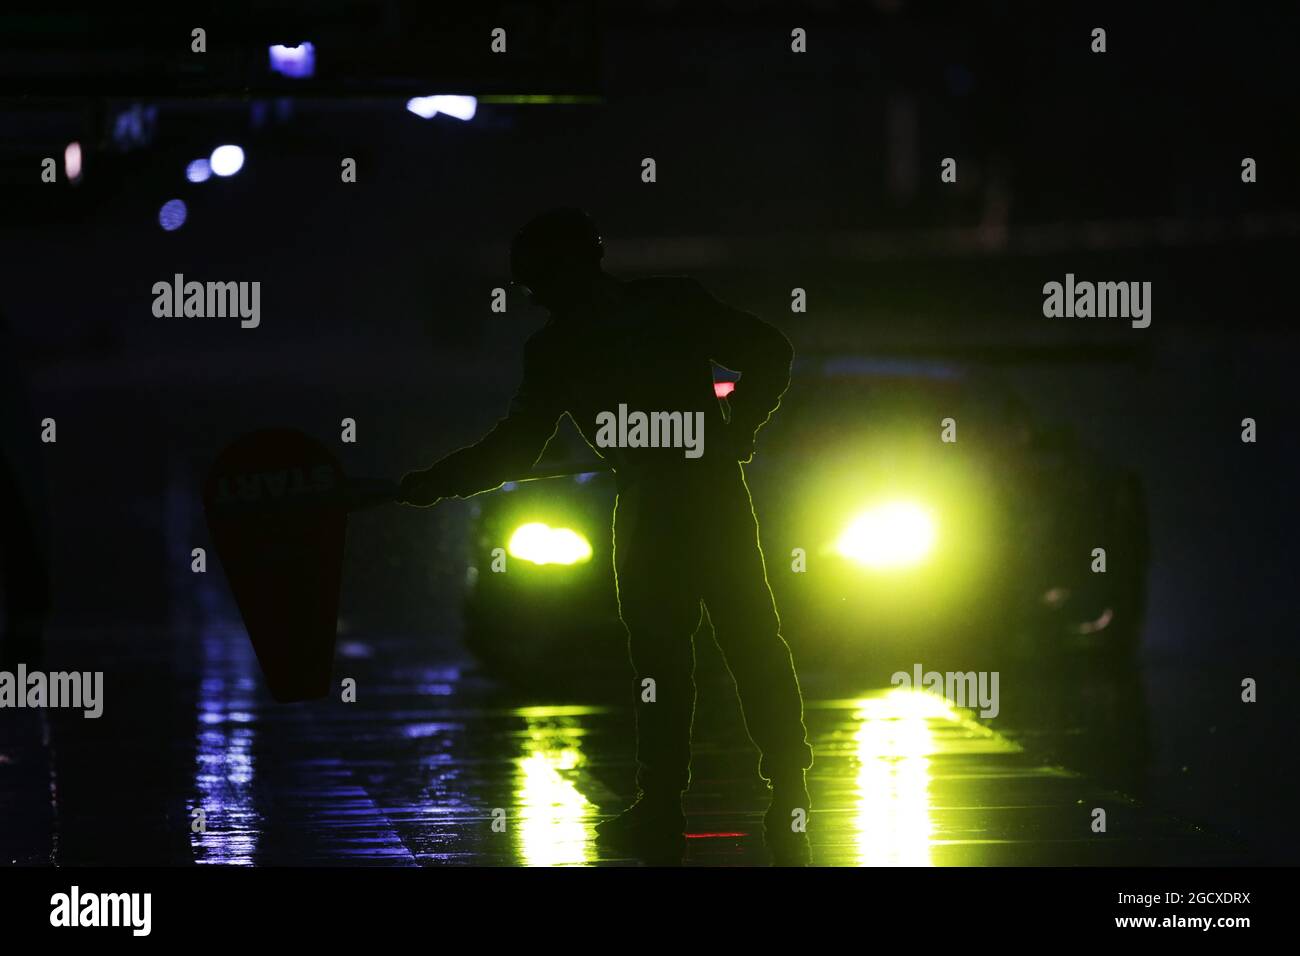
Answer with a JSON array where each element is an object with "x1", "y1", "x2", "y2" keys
[{"x1": 396, "y1": 468, "x2": 445, "y2": 508}]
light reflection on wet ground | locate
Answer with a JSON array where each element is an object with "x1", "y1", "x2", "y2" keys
[
  {"x1": 847, "y1": 693, "x2": 953, "y2": 866},
  {"x1": 182, "y1": 630, "x2": 1247, "y2": 866},
  {"x1": 0, "y1": 627, "x2": 1250, "y2": 867},
  {"x1": 191, "y1": 622, "x2": 259, "y2": 865},
  {"x1": 514, "y1": 709, "x2": 599, "y2": 866}
]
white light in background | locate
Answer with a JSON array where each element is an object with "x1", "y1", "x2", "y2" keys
[
  {"x1": 406, "y1": 95, "x2": 477, "y2": 121},
  {"x1": 64, "y1": 142, "x2": 82, "y2": 182},
  {"x1": 209, "y1": 145, "x2": 245, "y2": 177}
]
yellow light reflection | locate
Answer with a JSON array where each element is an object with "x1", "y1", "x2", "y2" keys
[
  {"x1": 514, "y1": 715, "x2": 596, "y2": 866},
  {"x1": 851, "y1": 689, "x2": 952, "y2": 866}
]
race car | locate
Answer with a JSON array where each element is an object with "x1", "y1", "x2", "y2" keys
[{"x1": 461, "y1": 358, "x2": 1148, "y2": 693}]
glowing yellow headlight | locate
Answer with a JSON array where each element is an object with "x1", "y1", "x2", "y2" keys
[
  {"x1": 836, "y1": 501, "x2": 937, "y2": 570},
  {"x1": 507, "y1": 522, "x2": 593, "y2": 566}
]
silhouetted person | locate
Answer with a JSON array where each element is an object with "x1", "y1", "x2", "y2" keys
[{"x1": 400, "y1": 209, "x2": 813, "y2": 862}]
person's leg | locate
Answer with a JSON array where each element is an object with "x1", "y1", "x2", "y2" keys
[
  {"x1": 699, "y1": 468, "x2": 812, "y2": 784},
  {"x1": 698, "y1": 467, "x2": 812, "y2": 860},
  {"x1": 596, "y1": 485, "x2": 702, "y2": 849},
  {"x1": 612, "y1": 486, "x2": 702, "y2": 800}
]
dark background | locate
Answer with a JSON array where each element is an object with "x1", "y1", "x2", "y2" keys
[{"x1": 1, "y1": 1, "x2": 1297, "y2": 860}]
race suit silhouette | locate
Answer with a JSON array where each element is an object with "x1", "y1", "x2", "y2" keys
[{"x1": 400, "y1": 209, "x2": 813, "y2": 859}]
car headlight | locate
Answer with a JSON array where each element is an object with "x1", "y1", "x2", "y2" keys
[
  {"x1": 507, "y1": 522, "x2": 593, "y2": 566},
  {"x1": 835, "y1": 500, "x2": 937, "y2": 570}
]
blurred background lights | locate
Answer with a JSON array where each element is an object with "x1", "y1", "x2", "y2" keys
[
  {"x1": 405, "y1": 95, "x2": 477, "y2": 121},
  {"x1": 209, "y1": 145, "x2": 245, "y2": 177},
  {"x1": 158, "y1": 199, "x2": 188, "y2": 232},
  {"x1": 186, "y1": 158, "x2": 212, "y2": 183},
  {"x1": 269, "y1": 42, "x2": 315, "y2": 79},
  {"x1": 64, "y1": 141, "x2": 82, "y2": 182}
]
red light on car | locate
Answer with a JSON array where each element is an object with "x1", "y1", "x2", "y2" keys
[{"x1": 714, "y1": 381, "x2": 735, "y2": 399}]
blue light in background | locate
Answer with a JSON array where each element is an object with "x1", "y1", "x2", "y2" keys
[
  {"x1": 159, "y1": 199, "x2": 188, "y2": 232},
  {"x1": 269, "y1": 42, "x2": 316, "y2": 79}
]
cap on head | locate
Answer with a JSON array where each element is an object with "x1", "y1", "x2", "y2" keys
[{"x1": 510, "y1": 208, "x2": 604, "y2": 291}]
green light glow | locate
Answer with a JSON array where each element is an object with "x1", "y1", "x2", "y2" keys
[
  {"x1": 514, "y1": 715, "x2": 595, "y2": 867},
  {"x1": 477, "y1": 94, "x2": 603, "y2": 105},
  {"x1": 511, "y1": 705, "x2": 612, "y2": 719},
  {"x1": 835, "y1": 500, "x2": 937, "y2": 569},
  {"x1": 507, "y1": 522, "x2": 593, "y2": 566},
  {"x1": 852, "y1": 689, "x2": 939, "y2": 866}
]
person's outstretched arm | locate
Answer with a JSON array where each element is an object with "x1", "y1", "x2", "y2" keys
[
  {"x1": 686, "y1": 279, "x2": 794, "y2": 461},
  {"x1": 399, "y1": 334, "x2": 564, "y2": 505}
]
